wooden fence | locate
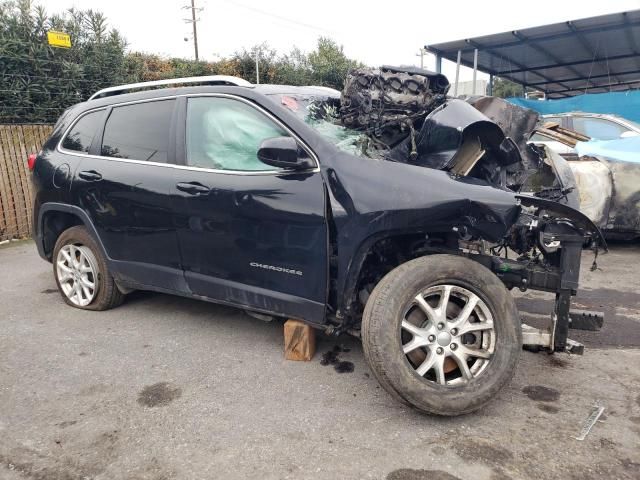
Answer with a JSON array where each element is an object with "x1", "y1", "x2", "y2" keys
[{"x1": 0, "y1": 124, "x2": 53, "y2": 241}]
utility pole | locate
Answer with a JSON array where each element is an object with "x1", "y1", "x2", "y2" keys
[
  {"x1": 183, "y1": 0, "x2": 200, "y2": 61},
  {"x1": 191, "y1": 0, "x2": 199, "y2": 61},
  {"x1": 416, "y1": 48, "x2": 425, "y2": 69}
]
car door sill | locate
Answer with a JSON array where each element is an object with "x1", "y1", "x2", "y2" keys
[{"x1": 185, "y1": 271, "x2": 326, "y2": 324}]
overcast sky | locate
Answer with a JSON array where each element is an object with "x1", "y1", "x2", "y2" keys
[{"x1": 45, "y1": 0, "x2": 640, "y2": 81}]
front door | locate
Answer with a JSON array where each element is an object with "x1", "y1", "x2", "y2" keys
[{"x1": 171, "y1": 95, "x2": 327, "y2": 322}]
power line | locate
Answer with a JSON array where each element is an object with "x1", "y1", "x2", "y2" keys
[{"x1": 219, "y1": 0, "x2": 335, "y2": 34}]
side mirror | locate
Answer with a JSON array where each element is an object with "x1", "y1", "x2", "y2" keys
[{"x1": 257, "y1": 137, "x2": 314, "y2": 170}]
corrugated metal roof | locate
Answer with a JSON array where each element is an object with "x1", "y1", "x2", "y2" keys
[{"x1": 425, "y1": 10, "x2": 640, "y2": 98}]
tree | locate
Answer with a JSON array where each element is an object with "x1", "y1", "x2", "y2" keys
[
  {"x1": 491, "y1": 77, "x2": 523, "y2": 98},
  {"x1": 308, "y1": 37, "x2": 362, "y2": 90},
  {"x1": 273, "y1": 47, "x2": 313, "y2": 86},
  {"x1": 232, "y1": 43, "x2": 279, "y2": 85},
  {"x1": 0, "y1": 0, "x2": 129, "y2": 122},
  {"x1": 0, "y1": 1, "x2": 367, "y2": 123}
]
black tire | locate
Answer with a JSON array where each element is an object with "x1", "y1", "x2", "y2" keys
[
  {"x1": 362, "y1": 254, "x2": 521, "y2": 416},
  {"x1": 52, "y1": 226, "x2": 125, "y2": 311}
]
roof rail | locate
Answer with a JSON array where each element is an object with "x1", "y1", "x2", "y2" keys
[{"x1": 88, "y1": 75, "x2": 252, "y2": 100}]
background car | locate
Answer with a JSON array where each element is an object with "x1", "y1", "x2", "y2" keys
[{"x1": 530, "y1": 112, "x2": 640, "y2": 155}]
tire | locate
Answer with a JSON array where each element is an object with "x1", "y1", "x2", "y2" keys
[
  {"x1": 52, "y1": 226, "x2": 125, "y2": 311},
  {"x1": 362, "y1": 254, "x2": 521, "y2": 416}
]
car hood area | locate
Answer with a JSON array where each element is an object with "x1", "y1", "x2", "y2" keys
[
  {"x1": 266, "y1": 67, "x2": 607, "y2": 266},
  {"x1": 324, "y1": 151, "x2": 523, "y2": 243},
  {"x1": 274, "y1": 67, "x2": 582, "y2": 211}
]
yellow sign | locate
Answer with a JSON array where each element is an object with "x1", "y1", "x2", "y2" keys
[{"x1": 47, "y1": 31, "x2": 71, "y2": 48}]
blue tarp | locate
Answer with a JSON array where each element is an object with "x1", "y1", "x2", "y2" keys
[
  {"x1": 575, "y1": 137, "x2": 640, "y2": 164},
  {"x1": 506, "y1": 90, "x2": 640, "y2": 124}
]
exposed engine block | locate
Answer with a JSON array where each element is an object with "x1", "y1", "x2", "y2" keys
[{"x1": 340, "y1": 65, "x2": 449, "y2": 147}]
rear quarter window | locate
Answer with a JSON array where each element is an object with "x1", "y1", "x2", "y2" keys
[{"x1": 61, "y1": 110, "x2": 104, "y2": 153}]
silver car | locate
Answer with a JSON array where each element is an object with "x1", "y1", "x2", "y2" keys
[{"x1": 530, "y1": 112, "x2": 640, "y2": 240}]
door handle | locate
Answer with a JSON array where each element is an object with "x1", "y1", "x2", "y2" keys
[
  {"x1": 176, "y1": 181, "x2": 210, "y2": 195},
  {"x1": 78, "y1": 170, "x2": 102, "y2": 181}
]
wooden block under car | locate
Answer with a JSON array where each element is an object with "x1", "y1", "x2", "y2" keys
[{"x1": 284, "y1": 319, "x2": 316, "y2": 361}]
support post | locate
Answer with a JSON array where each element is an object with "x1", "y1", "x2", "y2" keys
[
  {"x1": 552, "y1": 235, "x2": 583, "y2": 352},
  {"x1": 435, "y1": 54, "x2": 442, "y2": 74},
  {"x1": 488, "y1": 74, "x2": 494, "y2": 96},
  {"x1": 453, "y1": 49, "x2": 461, "y2": 97},
  {"x1": 472, "y1": 48, "x2": 478, "y2": 95},
  {"x1": 255, "y1": 50, "x2": 260, "y2": 84},
  {"x1": 284, "y1": 320, "x2": 316, "y2": 361}
]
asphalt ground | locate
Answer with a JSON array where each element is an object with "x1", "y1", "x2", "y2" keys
[{"x1": 1, "y1": 240, "x2": 639, "y2": 480}]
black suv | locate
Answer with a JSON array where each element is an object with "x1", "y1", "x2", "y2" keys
[{"x1": 32, "y1": 75, "x2": 604, "y2": 415}]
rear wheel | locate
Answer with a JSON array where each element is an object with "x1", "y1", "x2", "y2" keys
[
  {"x1": 362, "y1": 254, "x2": 521, "y2": 416},
  {"x1": 53, "y1": 226, "x2": 125, "y2": 311}
]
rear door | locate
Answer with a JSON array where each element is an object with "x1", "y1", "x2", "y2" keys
[
  {"x1": 68, "y1": 98, "x2": 187, "y2": 292},
  {"x1": 171, "y1": 94, "x2": 328, "y2": 322}
]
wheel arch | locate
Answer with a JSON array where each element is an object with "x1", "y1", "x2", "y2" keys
[
  {"x1": 338, "y1": 229, "x2": 453, "y2": 321},
  {"x1": 37, "y1": 203, "x2": 109, "y2": 263}
]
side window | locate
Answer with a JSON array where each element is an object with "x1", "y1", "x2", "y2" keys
[
  {"x1": 61, "y1": 110, "x2": 104, "y2": 153},
  {"x1": 186, "y1": 97, "x2": 289, "y2": 171},
  {"x1": 101, "y1": 100, "x2": 175, "y2": 162},
  {"x1": 572, "y1": 117, "x2": 628, "y2": 140}
]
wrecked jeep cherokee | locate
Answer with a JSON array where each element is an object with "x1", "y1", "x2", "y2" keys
[{"x1": 32, "y1": 73, "x2": 605, "y2": 416}]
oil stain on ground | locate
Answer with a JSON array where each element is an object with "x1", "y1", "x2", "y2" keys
[
  {"x1": 537, "y1": 403, "x2": 559, "y2": 414},
  {"x1": 548, "y1": 356, "x2": 569, "y2": 368},
  {"x1": 387, "y1": 469, "x2": 462, "y2": 480},
  {"x1": 334, "y1": 361, "x2": 354, "y2": 373},
  {"x1": 452, "y1": 438, "x2": 514, "y2": 467},
  {"x1": 320, "y1": 345, "x2": 354, "y2": 373},
  {"x1": 56, "y1": 420, "x2": 78, "y2": 428},
  {"x1": 320, "y1": 347, "x2": 339, "y2": 365},
  {"x1": 522, "y1": 385, "x2": 560, "y2": 402},
  {"x1": 137, "y1": 382, "x2": 181, "y2": 407}
]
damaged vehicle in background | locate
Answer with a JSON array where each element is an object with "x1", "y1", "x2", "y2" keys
[
  {"x1": 33, "y1": 68, "x2": 605, "y2": 417},
  {"x1": 530, "y1": 115, "x2": 640, "y2": 240}
]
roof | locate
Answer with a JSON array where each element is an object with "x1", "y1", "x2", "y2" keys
[
  {"x1": 89, "y1": 75, "x2": 251, "y2": 100},
  {"x1": 425, "y1": 10, "x2": 640, "y2": 98},
  {"x1": 69, "y1": 84, "x2": 343, "y2": 119},
  {"x1": 88, "y1": 76, "x2": 342, "y2": 103},
  {"x1": 253, "y1": 84, "x2": 342, "y2": 97}
]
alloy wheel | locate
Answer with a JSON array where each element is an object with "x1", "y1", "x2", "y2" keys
[
  {"x1": 56, "y1": 244, "x2": 99, "y2": 307},
  {"x1": 400, "y1": 284, "x2": 496, "y2": 386}
]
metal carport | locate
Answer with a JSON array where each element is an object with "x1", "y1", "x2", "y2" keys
[{"x1": 424, "y1": 10, "x2": 640, "y2": 98}]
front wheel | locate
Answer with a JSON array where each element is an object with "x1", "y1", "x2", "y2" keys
[{"x1": 361, "y1": 254, "x2": 522, "y2": 416}]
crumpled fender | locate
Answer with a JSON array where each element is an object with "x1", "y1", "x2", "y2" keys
[
  {"x1": 541, "y1": 145, "x2": 581, "y2": 209},
  {"x1": 388, "y1": 99, "x2": 508, "y2": 170}
]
